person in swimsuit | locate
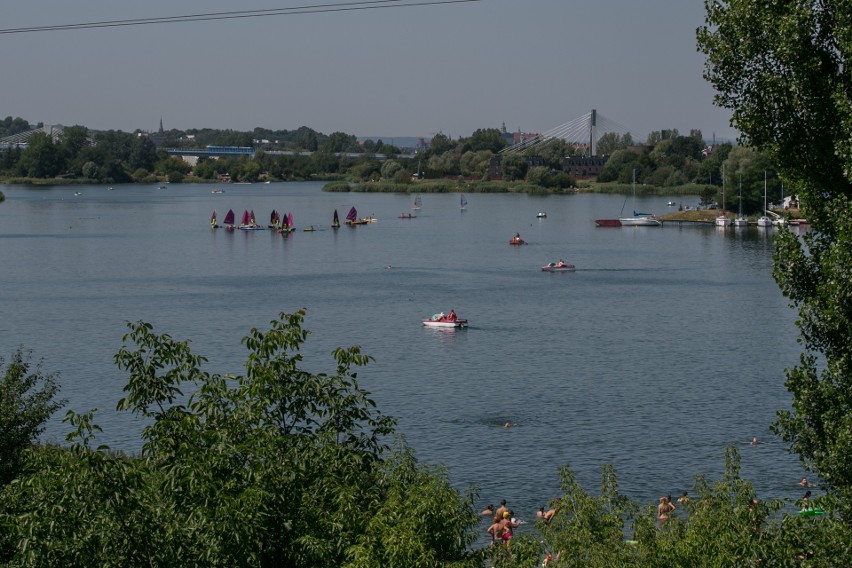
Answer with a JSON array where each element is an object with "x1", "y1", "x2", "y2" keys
[
  {"x1": 657, "y1": 496, "x2": 675, "y2": 526},
  {"x1": 801, "y1": 490, "x2": 812, "y2": 510},
  {"x1": 494, "y1": 500, "x2": 508, "y2": 519},
  {"x1": 486, "y1": 515, "x2": 504, "y2": 546},
  {"x1": 500, "y1": 512, "x2": 520, "y2": 542}
]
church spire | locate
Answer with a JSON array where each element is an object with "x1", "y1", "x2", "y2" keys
[{"x1": 159, "y1": 117, "x2": 164, "y2": 133}]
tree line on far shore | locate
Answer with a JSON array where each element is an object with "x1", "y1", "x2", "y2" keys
[{"x1": 1, "y1": 117, "x2": 789, "y2": 215}]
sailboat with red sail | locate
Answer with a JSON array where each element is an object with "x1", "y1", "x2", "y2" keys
[{"x1": 223, "y1": 209, "x2": 236, "y2": 230}]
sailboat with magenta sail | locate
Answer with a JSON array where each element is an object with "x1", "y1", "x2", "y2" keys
[
  {"x1": 345, "y1": 206, "x2": 366, "y2": 225},
  {"x1": 223, "y1": 209, "x2": 236, "y2": 231}
]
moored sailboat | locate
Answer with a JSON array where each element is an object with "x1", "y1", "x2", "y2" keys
[
  {"x1": 715, "y1": 165, "x2": 731, "y2": 227},
  {"x1": 733, "y1": 176, "x2": 748, "y2": 227},
  {"x1": 619, "y1": 170, "x2": 661, "y2": 226},
  {"x1": 757, "y1": 172, "x2": 772, "y2": 227}
]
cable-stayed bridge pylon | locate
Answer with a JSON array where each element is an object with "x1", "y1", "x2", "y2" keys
[{"x1": 501, "y1": 109, "x2": 635, "y2": 156}]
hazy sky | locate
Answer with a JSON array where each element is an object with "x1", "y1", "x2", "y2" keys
[{"x1": 3, "y1": 0, "x2": 737, "y2": 142}]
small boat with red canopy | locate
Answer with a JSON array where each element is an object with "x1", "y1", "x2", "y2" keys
[
  {"x1": 422, "y1": 310, "x2": 468, "y2": 328},
  {"x1": 541, "y1": 261, "x2": 575, "y2": 272}
]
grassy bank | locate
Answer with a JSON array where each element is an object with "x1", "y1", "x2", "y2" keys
[
  {"x1": 323, "y1": 179, "x2": 707, "y2": 196},
  {"x1": 1, "y1": 177, "x2": 100, "y2": 186}
]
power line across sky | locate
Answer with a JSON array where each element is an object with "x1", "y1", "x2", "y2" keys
[{"x1": 0, "y1": 0, "x2": 484, "y2": 34}]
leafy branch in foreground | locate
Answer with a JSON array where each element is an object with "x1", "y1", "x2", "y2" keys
[
  {"x1": 1, "y1": 311, "x2": 480, "y2": 567},
  {"x1": 0, "y1": 348, "x2": 65, "y2": 485}
]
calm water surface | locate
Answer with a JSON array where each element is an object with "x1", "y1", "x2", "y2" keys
[{"x1": 0, "y1": 182, "x2": 809, "y2": 525}]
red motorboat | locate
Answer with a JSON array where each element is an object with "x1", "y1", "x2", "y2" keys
[{"x1": 509, "y1": 233, "x2": 525, "y2": 245}]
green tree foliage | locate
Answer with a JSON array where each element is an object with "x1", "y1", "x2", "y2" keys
[
  {"x1": 461, "y1": 128, "x2": 507, "y2": 154},
  {"x1": 695, "y1": 143, "x2": 732, "y2": 188},
  {"x1": 15, "y1": 132, "x2": 62, "y2": 178},
  {"x1": 321, "y1": 131, "x2": 357, "y2": 154},
  {"x1": 596, "y1": 132, "x2": 634, "y2": 156},
  {"x1": 427, "y1": 132, "x2": 454, "y2": 157},
  {"x1": 293, "y1": 126, "x2": 319, "y2": 151},
  {"x1": 1, "y1": 312, "x2": 479, "y2": 566},
  {"x1": 0, "y1": 349, "x2": 64, "y2": 486},
  {"x1": 529, "y1": 139, "x2": 571, "y2": 171},
  {"x1": 699, "y1": 0, "x2": 852, "y2": 513},
  {"x1": 0, "y1": 116, "x2": 31, "y2": 138},
  {"x1": 348, "y1": 156, "x2": 381, "y2": 181},
  {"x1": 500, "y1": 153, "x2": 528, "y2": 182},
  {"x1": 128, "y1": 135, "x2": 158, "y2": 171},
  {"x1": 428, "y1": 151, "x2": 460, "y2": 178},
  {"x1": 526, "y1": 167, "x2": 575, "y2": 190},
  {"x1": 380, "y1": 159, "x2": 403, "y2": 181},
  {"x1": 346, "y1": 447, "x2": 479, "y2": 568},
  {"x1": 58, "y1": 125, "x2": 90, "y2": 173},
  {"x1": 81, "y1": 160, "x2": 98, "y2": 180},
  {"x1": 597, "y1": 149, "x2": 639, "y2": 183},
  {"x1": 459, "y1": 150, "x2": 493, "y2": 179},
  {"x1": 721, "y1": 146, "x2": 776, "y2": 215}
]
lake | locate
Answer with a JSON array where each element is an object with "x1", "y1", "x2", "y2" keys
[{"x1": 0, "y1": 181, "x2": 809, "y2": 527}]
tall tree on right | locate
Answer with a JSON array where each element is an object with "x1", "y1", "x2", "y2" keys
[{"x1": 698, "y1": 0, "x2": 852, "y2": 514}]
